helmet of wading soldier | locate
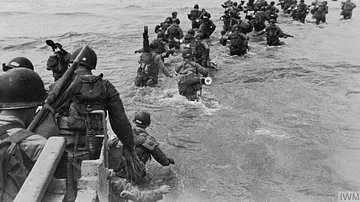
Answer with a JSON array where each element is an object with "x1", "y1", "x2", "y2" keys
[
  {"x1": 133, "y1": 111, "x2": 151, "y2": 127},
  {"x1": 0, "y1": 68, "x2": 47, "y2": 110},
  {"x1": 182, "y1": 48, "x2": 192, "y2": 58},
  {"x1": 70, "y1": 47, "x2": 97, "y2": 69},
  {"x1": 2, "y1": 57, "x2": 34, "y2": 72},
  {"x1": 150, "y1": 41, "x2": 159, "y2": 50}
]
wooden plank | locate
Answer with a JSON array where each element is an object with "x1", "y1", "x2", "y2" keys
[{"x1": 14, "y1": 137, "x2": 66, "y2": 202}]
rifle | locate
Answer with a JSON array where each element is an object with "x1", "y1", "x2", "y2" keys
[
  {"x1": 143, "y1": 26, "x2": 150, "y2": 53},
  {"x1": 284, "y1": 33, "x2": 293, "y2": 38},
  {"x1": 27, "y1": 45, "x2": 89, "y2": 138}
]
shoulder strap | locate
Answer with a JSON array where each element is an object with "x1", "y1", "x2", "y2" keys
[
  {"x1": 1, "y1": 128, "x2": 34, "y2": 144},
  {"x1": 0, "y1": 141, "x2": 12, "y2": 199},
  {"x1": 0, "y1": 127, "x2": 35, "y2": 171}
]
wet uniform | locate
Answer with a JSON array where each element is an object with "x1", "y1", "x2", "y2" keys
[{"x1": 133, "y1": 126, "x2": 172, "y2": 166}]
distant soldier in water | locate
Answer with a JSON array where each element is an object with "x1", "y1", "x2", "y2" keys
[
  {"x1": 135, "y1": 42, "x2": 173, "y2": 87},
  {"x1": 188, "y1": 4, "x2": 202, "y2": 29},
  {"x1": 135, "y1": 32, "x2": 174, "y2": 62},
  {"x1": 341, "y1": 0, "x2": 356, "y2": 19},
  {"x1": 154, "y1": 17, "x2": 172, "y2": 34},
  {"x1": 313, "y1": 1, "x2": 328, "y2": 24},
  {"x1": 255, "y1": 18, "x2": 293, "y2": 46},
  {"x1": 266, "y1": 1, "x2": 280, "y2": 21},
  {"x1": 199, "y1": 13, "x2": 216, "y2": 39},
  {"x1": 165, "y1": 18, "x2": 184, "y2": 49},
  {"x1": 175, "y1": 49, "x2": 208, "y2": 101},
  {"x1": 183, "y1": 33, "x2": 211, "y2": 68},
  {"x1": 221, "y1": 25, "x2": 249, "y2": 56},
  {"x1": 171, "y1": 11, "x2": 179, "y2": 23},
  {"x1": 253, "y1": 6, "x2": 270, "y2": 31},
  {"x1": 293, "y1": 0, "x2": 310, "y2": 23}
]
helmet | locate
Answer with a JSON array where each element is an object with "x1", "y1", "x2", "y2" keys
[
  {"x1": 184, "y1": 34, "x2": 194, "y2": 41},
  {"x1": 187, "y1": 29, "x2": 195, "y2": 36},
  {"x1": 195, "y1": 32, "x2": 204, "y2": 40},
  {"x1": 150, "y1": 41, "x2": 159, "y2": 50},
  {"x1": 70, "y1": 47, "x2": 97, "y2": 69},
  {"x1": 157, "y1": 32, "x2": 165, "y2": 38},
  {"x1": 2, "y1": 57, "x2": 34, "y2": 72},
  {"x1": 133, "y1": 111, "x2": 151, "y2": 127},
  {"x1": 174, "y1": 18, "x2": 180, "y2": 24},
  {"x1": 182, "y1": 48, "x2": 192, "y2": 58},
  {"x1": 0, "y1": 68, "x2": 47, "y2": 110}
]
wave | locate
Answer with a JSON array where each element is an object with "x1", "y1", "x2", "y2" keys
[
  {"x1": 124, "y1": 5, "x2": 143, "y2": 9},
  {"x1": 0, "y1": 11, "x2": 30, "y2": 16},
  {"x1": 54, "y1": 12, "x2": 97, "y2": 17}
]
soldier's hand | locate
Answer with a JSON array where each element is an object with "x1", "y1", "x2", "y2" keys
[
  {"x1": 168, "y1": 157, "x2": 175, "y2": 164},
  {"x1": 159, "y1": 185, "x2": 171, "y2": 194}
]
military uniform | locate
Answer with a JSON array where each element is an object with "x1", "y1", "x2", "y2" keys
[
  {"x1": 133, "y1": 126, "x2": 172, "y2": 166},
  {"x1": 0, "y1": 114, "x2": 46, "y2": 164},
  {"x1": 67, "y1": 71, "x2": 134, "y2": 152},
  {"x1": 134, "y1": 51, "x2": 171, "y2": 87},
  {"x1": 265, "y1": 23, "x2": 285, "y2": 46},
  {"x1": 199, "y1": 18, "x2": 216, "y2": 39},
  {"x1": 175, "y1": 60, "x2": 208, "y2": 101}
]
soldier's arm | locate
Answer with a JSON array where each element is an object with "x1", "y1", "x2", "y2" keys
[
  {"x1": 111, "y1": 177, "x2": 168, "y2": 202},
  {"x1": 105, "y1": 81, "x2": 135, "y2": 151},
  {"x1": 277, "y1": 27, "x2": 285, "y2": 37},
  {"x1": 194, "y1": 63, "x2": 208, "y2": 77},
  {"x1": 150, "y1": 145, "x2": 173, "y2": 166},
  {"x1": 156, "y1": 56, "x2": 172, "y2": 78},
  {"x1": 175, "y1": 63, "x2": 184, "y2": 74}
]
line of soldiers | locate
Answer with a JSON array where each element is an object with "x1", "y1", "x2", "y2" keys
[{"x1": 134, "y1": 6, "x2": 217, "y2": 101}]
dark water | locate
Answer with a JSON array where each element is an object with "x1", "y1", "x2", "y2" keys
[{"x1": 1, "y1": 0, "x2": 360, "y2": 201}]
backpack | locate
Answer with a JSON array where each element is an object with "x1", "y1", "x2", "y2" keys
[
  {"x1": 178, "y1": 62, "x2": 200, "y2": 85},
  {"x1": 0, "y1": 126, "x2": 31, "y2": 202},
  {"x1": 267, "y1": 26, "x2": 278, "y2": 38},
  {"x1": 68, "y1": 74, "x2": 107, "y2": 131},
  {"x1": 229, "y1": 32, "x2": 244, "y2": 51},
  {"x1": 137, "y1": 52, "x2": 158, "y2": 78}
]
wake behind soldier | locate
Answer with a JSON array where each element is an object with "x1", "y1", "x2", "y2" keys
[{"x1": 0, "y1": 68, "x2": 48, "y2": 201}]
